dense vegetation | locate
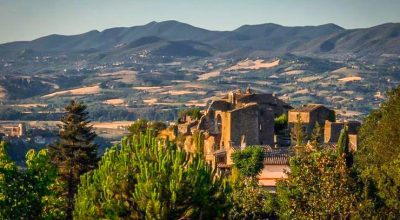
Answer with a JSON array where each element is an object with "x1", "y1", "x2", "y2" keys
[
  {"x1": 1, "y1": 86, "x2": 400, "y2": 219},
  {"x1": 74, "y1": 130, "x2": 229, "y2": 219}
]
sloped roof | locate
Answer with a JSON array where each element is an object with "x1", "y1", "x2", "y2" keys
[
  {"x1": 264, "y1": 156, "x2": 289, "y2": 165},
  {"x1": 289, "y1": 104, "x2": 325, "y2": 113},
  {"x1": 262, "y1": 146, "x2": 290, "y2": 165},
  {"x1": 237, "y1": 93, "x2": 291, "y2": 108}
]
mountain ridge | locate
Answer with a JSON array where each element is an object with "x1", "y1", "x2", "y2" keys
[{"x1": 1, "y1": 20, "x2": 399, "y2": 60}]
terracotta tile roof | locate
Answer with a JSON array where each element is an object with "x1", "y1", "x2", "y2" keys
[
  {"x1": 264, "y1": 156, "x2": 289, "y2": 165},
  {"x1": 262, "y1": 146, "x2": 290, "y2": 165}
]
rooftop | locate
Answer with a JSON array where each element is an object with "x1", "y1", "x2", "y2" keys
[
  {"x1": 262, "y1": 146, "x2": 290, "y2": 165},
  {"x1": 289, "y1": 104, "x2": 324, "y2": 113}
]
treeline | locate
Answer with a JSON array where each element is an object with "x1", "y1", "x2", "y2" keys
[
  {"x1": 0, "y1": 105, "x2": 178, "y2": 122},
  {"x1": 1, "y1": 86, "x2": 400, "y2": 219}
]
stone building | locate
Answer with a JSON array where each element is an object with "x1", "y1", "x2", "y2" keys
[
  {"x1": 2, "y1": 123, "x2": 25, "y2": 137},
  {"x1": 177, "y1": 115, "x2": 198, "y2": 135},
  {"x1": 324, "y1": 120, "x2": 361, "y2": 151},
  {"x1": 197, "y1": 88, "x2": 291, "y2": 168},
  {"x1": 258, "y1": 146, "x2": 290, "y2": 191},
  {"x1": 288, "y1": 104, "x2": 335, "y2": 139}
]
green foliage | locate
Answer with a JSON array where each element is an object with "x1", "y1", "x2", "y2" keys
[
  {"x1": 337, "y1": 127, "x2": 349, "y2": 155},
  {"x1": 128, "y1": 119, "x2": 167, "y2": 137},
  {"x1": 309, "y1": 121, "x2": 321, "y2": 148},
  {"x1": 193, "y1": 130, "x2": 204, "y2": 153},
  {"x1": 355, "y1": 86, "x2": 400, "y2": 218},
  {"x1": 337, "y1": 127, "x2": 353, "y2": 168},
  {"x1": 290, "y1": 114, "x2": 306, "y2": 148},
  {"x1": 277, "y1": 147, "x2": 356, "y2": 219},
  {"x1": 48, "y1": 99, "x2": 98, "y2": 219},
  {"x1": 178, "y1": 108, "x2": 202, "y2": 120},
  {"x1": 229, "y1": 147, "x2": 277, "y2": 219},
  {"x1": 0, "y1": 141, "x2": 14, "y2": 170},
  {"x1": 74, "y1": 140, "x2": 139, "y2": 219},
  {"x1": 26, "y1": 149, "x2": 64, "y2": 219},
  {"x1": 274, "y1": 113, "x2": 288, "y2": 132},
  {"x1": 328, "y1": 110, "x2": 336, "y2": 122},
  {"x1": 231, "y1": 146, "x2": 264, "y2": 178},
  {"x1": 0, "y1": 142, "x2": 59, "y2": 219},
  {"x1": 228, "y1": 167, "x2": 277, "y2": 219},
  {"x1": 74, "y1": 130, "x2": 229, "y2": 219}
]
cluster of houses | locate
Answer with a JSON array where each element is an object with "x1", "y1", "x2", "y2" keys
[
  {"x1": 0, "y1": 123, "x2": 26, "y2": 138},
  {"x1": 0, "y1": 122, "x2": 58, "y2": 147},
  {"x1": 176, "y1": 88, "x2": 361, "y2": 190}
]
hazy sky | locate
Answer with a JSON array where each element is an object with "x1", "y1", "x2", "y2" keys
[{"x1": 1, "y1": 0, "x2": 400, "y2": 43}]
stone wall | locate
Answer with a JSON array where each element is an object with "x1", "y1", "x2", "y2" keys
[
  {"x1": 229, "y1": 105, "x2": 260, "y2": 146},
  {"x1": 288, "y1": 111, "x2": 310, "y2": 123},
  {"x1": 258, "y1": 107, "x2": 275, "y2": 146},
  {"x1": 324, "y1": 121, "x2": 344, "y2": 143}
]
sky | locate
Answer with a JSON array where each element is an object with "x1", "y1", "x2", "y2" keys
[{"x1": 1, "y1": 0, "x2": 400, "y2": 43}]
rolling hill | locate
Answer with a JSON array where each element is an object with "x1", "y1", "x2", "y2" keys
[{"x1": 1, "y1": 20, "x2": 400, "y2": 60}]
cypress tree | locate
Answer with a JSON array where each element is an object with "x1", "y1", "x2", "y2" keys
[
  {"x1": 337, "y1": 126, "x2": 352, "y2": 167},
  {"x1": 291, "y1": 114, "x2": 307, "y2": 154},
  {"x1": 310, "y1": 121, "x2": 322, "y2": 149},
  {"x1": 49, "y1": 100, "x2": 98, "y2": 219},
  {"x1": 337, "y1": 127, "x2": 349, "y2": 155}
]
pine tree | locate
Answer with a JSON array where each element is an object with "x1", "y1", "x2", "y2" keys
[
  {"x1": 74, "y1": 129, "x2": 229, "y2": 219},
  {"x1": 310, "y1": 121, "x2": 322, "y2": 149},
  {"x1": 49, "y1": 100, "x2": 98, "y2": 219}
]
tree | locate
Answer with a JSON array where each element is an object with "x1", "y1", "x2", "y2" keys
[
  {"x1": 128, "y1": 119, "x2": 167, "y2": 137},
  {"x1": 274, "y1": 113, "x2": 288, "y2": 133},
  {"x1": 48, "y1": 100, "x2": 98, "y2": 219},
  {"x1": 355, "y1": 86, "x2": 400, "y2": 218},
  {"x1": 309, "y1": 121, "x2": 322, "y2": 149},
  {"x1": 0, "y1": 142, "x2": 59, "y2": 219},
  {"x1": 337, "y1": 127, "x2": 349, "y2": 155},
  {"x1": 25, "y1": 149, "x2": 63, "y2": 219},
  {"x1": 337, "y1": 126, "x2": 353, "y2": 167},
  {"x1": 229, "y1": 146, "x2": 277, "y2": 219},
  {"x1": 178, "y1": 108, "x2": 202, "y2": 121},
  {"x1": 276, "y1": 147, "x2": 356, "y2": 219},
  {"x1": 231, "y1": 146, "x2": 264, "y2": 180},
  {"x1": 74, "y1": 130, "x2": 229, "y2": 219},
  {"x1": 291, "y1": 114, "x2": 306, "y2": 148}
]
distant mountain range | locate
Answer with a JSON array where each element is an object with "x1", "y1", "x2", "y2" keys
[{"x1": 1, "y1": 20, "x2": 400, "y2": 60}]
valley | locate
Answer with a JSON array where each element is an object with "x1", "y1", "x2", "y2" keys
[{"x1": 0, "y1": 21, "x2": 399, "y2": 123}]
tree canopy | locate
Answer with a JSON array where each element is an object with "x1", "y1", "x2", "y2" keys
[
  {"x1": 48, "y1": 100, "x2": 98, "y2": 219},
  {"x1": 74, "y1": 130, "x2": 229, "y2": 219},
  {"x1": 355, "y1": 86, "x2": 400, "y2": 218}
]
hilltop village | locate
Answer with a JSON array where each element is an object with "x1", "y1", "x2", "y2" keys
[
  {"x1": 169, "y1": 87, "x2": 361, "y2": 189},
  {"x1": 0, "y1": 87, "x2": 362, "y2": 186}
]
